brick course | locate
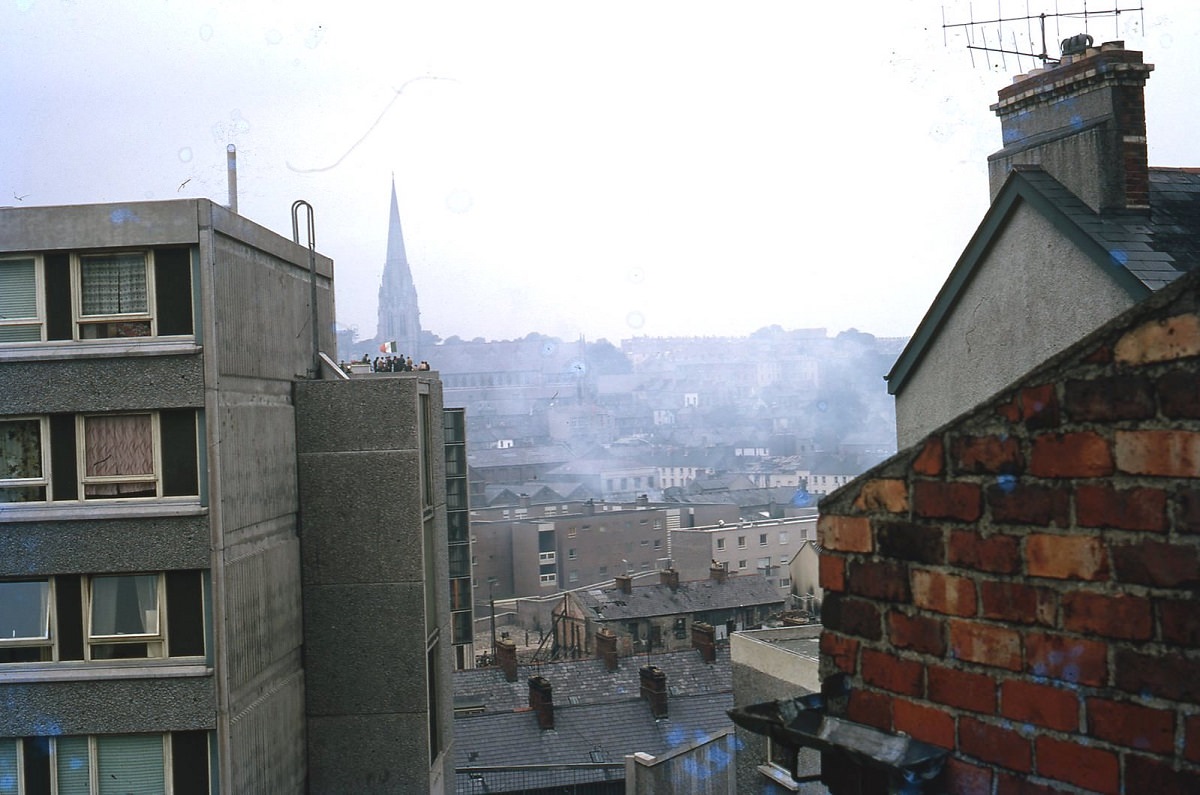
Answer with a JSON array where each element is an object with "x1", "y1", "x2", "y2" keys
[{"x1": 816, "y1": 246, "x2": 1200, "y2": 794}]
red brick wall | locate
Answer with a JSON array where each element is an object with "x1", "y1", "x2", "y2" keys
[{"x1": 818, "y1": 283, "x2": 1200, "y2": 793}]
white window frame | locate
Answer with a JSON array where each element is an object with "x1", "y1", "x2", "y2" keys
[
  {"x1": 85, "y1": 573, "x2": 166, "y2": 661},
  {"x1": 737, "y1": 536, "x2": 746, "y2": 549},
  {"x1": 77, "y1": 412, "x2": 163, "y2": 500},
  {"x1": 1, "y1": 733, "x2": 177, "y2": 794},
  {"x1": 716, "y1": 538, "x2": 726, "y2": 551},
  {"x1": 539, "y1": 573, "x2": 557, "y2": 586},
  {"x1": 0, "y1": 416, "x2": 50, "y2": 500},
  {"x1": 0, "y1": 255, "x2": 45, "y2": 343},
  {"x1": 72, "y1": 250, "x2": 157, "y2": 340},
  {"x1": 538, "y1": 551, "x2": 556, "y2": 564},
  {"x1": 0, "y1": 578, "x2": 55, "y2": 663}
]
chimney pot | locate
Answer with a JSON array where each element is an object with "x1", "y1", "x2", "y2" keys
[
  {"x1": 709, "y1": 562, "x2": 728, "y2": 584},
  {"x1": 660, "y1": 568, "x2": 680, "y2": 591},
  {"x1": 615, "y1": 574, "x2": 633, "y2": 595}
]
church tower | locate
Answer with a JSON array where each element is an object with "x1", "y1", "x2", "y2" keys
[{"x1": 375, "y1": 178, "x2": 422, "y2": 357}]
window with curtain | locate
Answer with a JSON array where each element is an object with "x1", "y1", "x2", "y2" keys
[
  {"x1": 89, "y1": 574, "x2": 162, "y2": 659},
  {"x1": 78, "y1": 252, "x2": 151, "y2": 338},
  {"x1": 96, "y1": 735, "x2": 165, "y2": 795},
  {"x1": 0, "y1": 733, "x2": 205, "y2": 795},
  {"x1": 0, "y1": 418, "x2": 46, "y2": 502},
  {"x1": 0, "y1": 257, "x2": 42, "y2": 342},
  {"x1": 82, "y1": 414, "x2": 156, "y2": 499}
]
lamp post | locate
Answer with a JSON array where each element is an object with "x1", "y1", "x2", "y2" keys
[{"x1": 488, "y1": 577, "x2": 498, "y2": 665}]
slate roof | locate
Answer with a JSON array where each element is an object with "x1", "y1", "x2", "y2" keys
[
  {"x1": 453, "y1": 648, "x2": 734, "y2": 792},
  {"x1": 887, "y1": 166, "x2": 1200, "y2": 394},
  {"x1": 571, "y1": 574, "x2": 784, "y2": 622}
]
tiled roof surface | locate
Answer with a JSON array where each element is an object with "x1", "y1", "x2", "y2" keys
[
  {"x1": 453, "y1": 647, "x2": 731, "y2": 716},
  {"x1": 453, "y1": 648, "x2": 734, "y2": 790},
  {"x1": 574, "y1": 574, "x2": 784, "y2": 621},
  {"x1": 1017, "y1": 166, "x2": 1200, "y2": 291}
]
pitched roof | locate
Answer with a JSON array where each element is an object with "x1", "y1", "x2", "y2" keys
[
  {"x1": 886, "y1": 166, "x2": 1200, "y2": 395},
  {"x1": 453, "y1": 648, "x2": 734, "y2": 791},
  {"x1": 571, "y1": 574, "x2": 784, "y2": 622}
]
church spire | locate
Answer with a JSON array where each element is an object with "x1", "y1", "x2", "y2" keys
[
  {"x1": 386, "y1": 175, "x2": 409, "y2": 266},
  {"x1": 375, "y1": 176, "x2": 422, "y2": 356}
]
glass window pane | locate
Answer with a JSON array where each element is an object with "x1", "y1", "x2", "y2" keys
[
  {"x1": 56, "y1": 736, "x2": 91, "y2": 795},
  {"x1": 96, "y1": 735, "x2": 164, "y2": 795},
  {"x1": 0, "y1": 738, "x2": 17, "y2": 795},
  {"x1": 80, "y1": 253, "x2": 148, "y2": 316},
  {"x1": 91, "y1": 575, "x2": 159, "y2": 637},
  {"x1": 0, "y1": 419, "x2": 42, "y2": 480},
  {"x1": 0, "y1": 580, "x2": 50, "y2": 640},
  {"x1": 84, "y1": 414, "x2": 156, "y2": 498},
  {"x1": 0, "y1": 258, "x2": 37, "y2": 319},
  {"x1": 0, "y1": 326, "x2": 41, "y2": 343}
]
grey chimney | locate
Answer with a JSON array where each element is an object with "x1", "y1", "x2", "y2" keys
[{"x1": 988, "y1": 40, "x2": 1154, "y2": 212}]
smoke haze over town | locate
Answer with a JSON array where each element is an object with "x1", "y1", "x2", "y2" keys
[{"x1": 4, "y1": 2, "x2": 1197, "y2": 345}]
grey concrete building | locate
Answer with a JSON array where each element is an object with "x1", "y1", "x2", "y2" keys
[
  {"x1": 729, "y1": 625, "x2": 823, "y2": 794},
  {"x1": 0, "y1": 198, "x2": 455, "y2": 793},
  {"x1": 887, "y1": 42, "x2": 1200, "y2": 447}
]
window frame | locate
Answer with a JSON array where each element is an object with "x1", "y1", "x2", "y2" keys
[
  {"x1": 86, "y1": 573, "x2": 167, "y2": 661},
  {"x1": 0, "y1": 254, "x2": 45, "y2": 343},
  {"x1": 0, "y1": 415, "x2": 50, "y2": 501},
  {"x1": 77, "y1": 412, "x2": 162, "y2": 501},
  {"x1": 0, "y1": 732, "x2": 208, "y2": 795},
  {"x1": 0, "y1": 578, "x2": 55, "y2": 663},
  {"x1": 72, "y1": 250, "x2": 157, "y2": 340}
]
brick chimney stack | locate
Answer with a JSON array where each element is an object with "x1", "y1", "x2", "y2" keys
[
  {"x1": 709, "y1": 561, "x2": 727, "y2": 584},
  {"x1": 660, "y1": 568, "x2": 680, "y2": 591},
  {"x1": 639, "y1": 665, "x2": 669, "y2": 719},
  {"x1": 988, "y1": 40, "x2": 1154, "y2": 212},
  {"x1": 692, "y1": 621, "x2": 716, "y2": 663},
  {"x1": 528, "y1": 675, "x2": 555, "y2": 730},
  {"x1": 496, "y1": 637, "x2": 518, "y2": 682},
  {"x1": 595, "y1": 628, "x2": 619, "y2": 671},
  {"x1": 615, "y1": 574, "x2": 633, "y2": 594}
]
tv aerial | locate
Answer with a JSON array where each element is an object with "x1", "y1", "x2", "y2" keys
[{"x1": 941, "y1": 1, "x2": 1146, "y2": 71}]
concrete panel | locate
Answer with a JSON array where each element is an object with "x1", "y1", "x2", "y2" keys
[
  {"x1": 227, "y1": 667, "x2": 306, "y2": 795},
  {"x1": 0, "y1": 515, "x2": 210, "y2": 576},
  {"x1": 302, "y1": 581, "x2": 429, "y2": 717},
  {"x1": 0, "y1": 355, "x2": 205, "y2": 414},
  {"x1": 307, "y1": 712, "x2": 432, "y2": 795},
  {"x1": 209, "y1": 232, "x2": 335, "y2": 382},
  {"x1": 0, "y1": 201, "x2": 202, "y2": 251},
  {"x1": 223, "y1": 540, "x2": 304, "y2": 693},
  {"x1": 214, "y1": 397, "x2": 299, "y2": 532},
  {"x1": 294, "y1": 378, "x2": 421, "y2": 453},
  {"x1": 0, "y1": 675, "x2": 215, "y2": 736},
  {"x1": 298, "y1": 450, "x2": 425, "y2": 585}
]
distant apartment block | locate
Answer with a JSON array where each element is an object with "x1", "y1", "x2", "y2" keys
[{"x1": 670, "y1": 512, "x2": 818, "y2": 601}]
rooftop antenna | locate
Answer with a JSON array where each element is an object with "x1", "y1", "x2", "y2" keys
[{"x1": 942, "y1": 1, "x2": 1146, "y2": 72}]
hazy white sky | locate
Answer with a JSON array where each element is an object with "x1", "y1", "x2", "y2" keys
[{"x1": 3, "y1": 1, "x2": 1196, "y2": 344}]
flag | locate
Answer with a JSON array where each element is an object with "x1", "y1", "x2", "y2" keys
[{"x1": 379, "y1": 340, "x2": 397, "y2": 353}]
